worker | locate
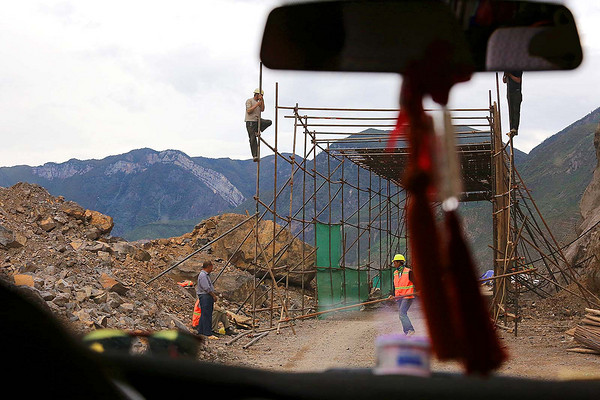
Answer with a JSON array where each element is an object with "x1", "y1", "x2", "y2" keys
[
  {"x1": 391, "y1": 254, "x2": 416, "y2": 335},
  {"x1": 196, "y1": 261, "x2": 219, "y2": 339},
  {"x1": 192, "y1": 300, "x2": 237, "y2": 336},
  {"x1": 245, "y1": 88, "x2": 272, "y2": 162},
  {"x1": 503, "y1": 71, "x2": 523, "y2": 136},
  {"x1": 213, "y1": 304, "x2": 237, "y2": 336}
]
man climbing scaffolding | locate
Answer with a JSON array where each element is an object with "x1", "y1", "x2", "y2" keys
[
  {"x1": 245, "y1": 88, "x2": 272, "y2": 161},
  {"x1": 503, "y1": 71, "x2": 523, "y2": 136}
]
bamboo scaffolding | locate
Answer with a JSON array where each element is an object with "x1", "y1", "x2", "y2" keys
[
  {"x1": 232, "y1": 84, "x2": 582, "y2": 336},
  {"x1": 278, "y1": 293, "x2": 416, "y2": 323}
]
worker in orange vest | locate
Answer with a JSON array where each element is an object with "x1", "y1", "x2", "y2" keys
[{"x1": 391, "y1": 254, "x2": 416, "y2": 335}]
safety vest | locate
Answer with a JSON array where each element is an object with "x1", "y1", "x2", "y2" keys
[
  {"x1": 393, "y1": 267, "x2": 414, "y2": 299},
  {"x1": 192, "y1": 300, "x2": 202, "y2": 327}
]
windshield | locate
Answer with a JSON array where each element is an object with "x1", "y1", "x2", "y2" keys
[{"x1": 0, "y1": 0, "x2": 599, "y2": 388}]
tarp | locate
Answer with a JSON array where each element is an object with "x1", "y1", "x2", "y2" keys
[
  {"x1": 480, "y1": 270, "x2": 494, "y2": 280},
  {"x1": 315, "y1": 222, "x2": 343, "y2": 315},
  {"x1": 315, "y1": 222, "x2": 341, "y2": 269},
  {"x1": 480, "y1": 270, "x2": 494, "y2": 286},
  {"x1": 315, "y1": 222, "x2": 394, "y2": 316}
]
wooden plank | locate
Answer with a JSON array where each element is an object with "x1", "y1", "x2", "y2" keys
[
  {"x1": 582, "y1": 318, "x2": 600, "y2": 328},
  {"x1": 566, "y1": 347, "x2": 600, "y2": 355},
  {"x1": 242, "y1": 332, "x2": 269, "y2": 349},
  {"x1": 574, "y1": 325, "x2": 600, "y2": 353},
  {"x1": 225, "y1": 331, "x2": 250, "y2": 346},
  {"x1": 226, "y1": 310, "x2": 253, "y2": 328},
  {"x1": 585, "y1": 308, "x2": 600, "y2": 316},
  {"x1": 585, "y1": 314, "x2": 600, "y2": 324}
]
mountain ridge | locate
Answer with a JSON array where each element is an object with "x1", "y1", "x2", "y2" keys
[{"x1": 1, "y1": 107, "x2": 599, "y2": 271}]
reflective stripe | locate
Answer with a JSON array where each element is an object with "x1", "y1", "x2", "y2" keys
[
  {"x1": 192, "y1": 299, "x2": 202, "y2": 327},
  {"x1": 393, "y1": 268, "x2": 415, "y2": 298}
]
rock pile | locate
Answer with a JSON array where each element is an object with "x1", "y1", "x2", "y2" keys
[
  {"x1": 566, "y1": 122, "x2": 600, "y2": 294},
  {"x1": 171, "y1": 213, "x2": 317, "y2": 287},
  {"x1": 0, "y1": 182, "x2": 316, "y2": 359},
  {"x1": 0, "y1": 183, "x2": 180, "y2": 334}
]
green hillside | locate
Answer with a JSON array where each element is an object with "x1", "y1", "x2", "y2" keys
[
  {"x1": 124, "y1": 220, "x2": 199, "y2": 241},
  {"x1": 519, "y1": 107, "x2": 600, "y2": 244}
]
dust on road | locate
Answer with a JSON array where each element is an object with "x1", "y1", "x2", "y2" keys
[
  {"x1": 220, "y1": 300, "x2": 600, "y2": 379},
  {"x1": 226, "y1": 301, "x2": 437, "y2": 372}
]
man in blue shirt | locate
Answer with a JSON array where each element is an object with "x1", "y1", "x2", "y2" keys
[{"x1": 196, "y1": 261, "x2": 219, "y2": 339}]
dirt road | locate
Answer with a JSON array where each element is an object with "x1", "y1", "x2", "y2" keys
[{"x1": 220, "y1": 301, "x2": 600, "y2": 379}]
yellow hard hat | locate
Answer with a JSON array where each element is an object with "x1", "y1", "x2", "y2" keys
[
  {"x1": 393, "y1": 254, "x2": 405, "y2": 262},
  {"x1": 253, "y1": 88, "x2": 264, "y2": 95}
]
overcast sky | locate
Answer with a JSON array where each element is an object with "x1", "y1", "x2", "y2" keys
[{"x1": 1, "y1": 0, "x2": 599, "y2": 167}]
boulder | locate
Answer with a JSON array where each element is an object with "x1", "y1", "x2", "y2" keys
[
  {"x1": 568, "y1": 123, "x2": 600, "y2": 267},
  {"x1": 567, "y1": 122, "x2": 600, "y2": 295},
  {"x1": 73, "y1": 310, "x2": 95, "y2": 326},
  {"x1": 83, "y1": 241, "x2": 112, "y2": 253},
  {"x1": 52, "y1": 293, "x2": 71, "y2": 307},
  {"x1": 14, "y1": 274, "x2": 34, "y2": 287},
  {"x1": 70, "y1": 240, "x2": 85, "y2": 250},
  {"x1": 60, "y1": 203, "x2": 86, "y2": 221},
  {"x1": 0, "y1": 225, "x2": 25, "y2": 248},
  {"x1": 84, "y1": 226, "x2": 101, "y2": 240},
  {"x1": 119, "y1": 303, "x2": 135, "y2": 313},
  {"x1": 0, "y1": 225, "x2": 14, "y2": 248},
  {"x1": 201, "y1": 214, "x2": 316, "y2": 287},
  {"x1": 106, "y1": 292, "x2": 125, "y2": 309},
  {"x1": 110, "y1": 242, "x2": 151, "y2": 261},
  {"x1": 214, "y1": 268, "x2": 268, "y2": 304},
  {"x1": 39, "y1": 216, "x2": 57, "y2": 232},
  {"x1": 99, "y1": 273, "x2": 128, "y2": 296},
  {"x1": 84, "y1": 209, "x2": 114, "y2": 235}
]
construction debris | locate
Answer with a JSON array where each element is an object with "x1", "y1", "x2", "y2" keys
[
  {"x1": 0, "y1": 182, "x2": 315, "y2": 363},
  {"x1": 567, "y1": 308, "x2": 600, "y2": 355},
  {"x1": 226, "y1": 310, "x2": 253, "y2": 330},
  {"x1": 242, "y1": 331, "x2": 269, "y2": 349}
]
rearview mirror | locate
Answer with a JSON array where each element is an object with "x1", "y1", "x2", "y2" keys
[{"x1": 260, "y1": 0, "x2": 582, "y2": 74}]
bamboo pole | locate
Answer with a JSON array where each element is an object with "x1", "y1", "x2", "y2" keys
[
  {"x1": 242, "y1": 332, "x2": 269, "y2": 349},
  {"x1": 278, "y1": 293, "x2": 415, "y2": 323},
  {"x1": 245, "y1": 217, "x2": 296, "y2": 335},
  {"x1": 146, "y1": 212, "x2": 257, "y2": 284},
  {"x1": 479, "y1": 268, "x2": 538, "y2": 283}
]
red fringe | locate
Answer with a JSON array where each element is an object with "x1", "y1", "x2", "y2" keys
[
  {"x1": 401, "y1": 81, "x2": 459, "y2": 360},
  {"x1": 444, "y1": 210, "x2": 507, "y2": 374},
  {"x1": 386, "y1": 111, "x2": 407, "y2": 151},
  {"x1": 387, "y1": 47, "x2": 506, "y2": 373},
  {"x1": 406, "y1": 185, "x2": 460, "y2": 360}
]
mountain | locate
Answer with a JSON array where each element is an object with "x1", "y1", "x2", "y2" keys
[
  {"x1": 0, "y1": 149, "x2": 249, "y2": 237},
  {"x1": 517, "y1": 107, "x2": 600, "y2": 244},
  {"x1": 1, "y1": 107, "x2": 599, "y2": 270},
  {"x1": 460, "y1": 107, "x2": 600, "y2": 267},
  {"x1": 564, "y1": 120, "x2": 600, "y2": 293}
]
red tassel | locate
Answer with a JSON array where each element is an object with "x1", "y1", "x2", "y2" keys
[
  {"x1": 444, "y1": 210, "x2": 507, "y2": 374},
  {"x1": 386, "y1": 111, "x2": 408, "y2": 151},
  {"x1": 383, "y1": 39, "x2": 509, "y2": 370},
  {"x1": 399, "y1": 76, "x2": 460, "y2": 360},
  {"x1": 406, "y1": 184, "x2": 460, "y2": 360}
]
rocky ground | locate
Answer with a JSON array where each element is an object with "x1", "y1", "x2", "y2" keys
[
  {"x1": 2, "y1": 182, "x2": 599, "y2": 377},
  {"x1": 0, "y1": 182, "x2": 315, "y2": 363},
  {"x1": 219, "y1": 297, "x2": 600, "y2": 380}
]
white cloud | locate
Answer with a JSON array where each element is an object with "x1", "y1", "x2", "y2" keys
[{"x1": 0, "y1": 0, "x2": 598, "y2": 166}]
